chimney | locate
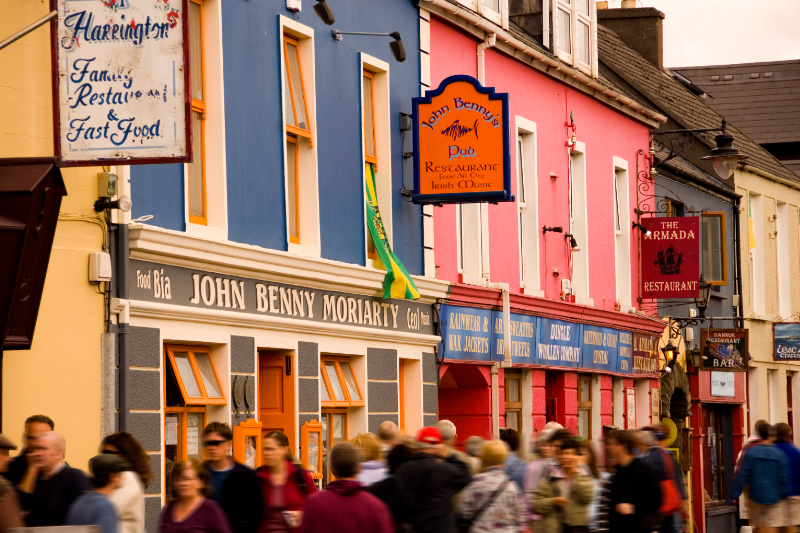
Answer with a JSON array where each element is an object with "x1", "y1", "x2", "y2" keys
[
  {"x1": 509, "y1": 0, "x2": 548, "y2": 50},
  {"x1": 597, "y1": 7, "x2": 665, "y2": 70}
]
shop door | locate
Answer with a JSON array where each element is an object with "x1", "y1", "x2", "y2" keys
[
  {"x1": 259, "y1": 351, "x2": 296, "y2": 452},
  {"x1": 703, "y1": 405, "x2": 735, "y2": 503}
]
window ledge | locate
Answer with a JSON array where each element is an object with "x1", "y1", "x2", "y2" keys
[
  {"x1": 460, "y1": 273, "x2": 489, "y2": 288},
  {"x1": 749, "y1": 313, "x2": 770, "y2": 322},
  {"x1": 575, "y1": 296, "x2": 594, "y2": 307},
  {"x1": 522, "y1": 287, "x2": 544, "y2": 298},
  {"x1": 186, "y1": 222, "x2": 228, "y2": 241},
  {"x1": 288, "y1": 243, "x2": 321, "y2": 259},
  {"x1": 619, "y1": 304, "x2": 636, "y2": 314}
]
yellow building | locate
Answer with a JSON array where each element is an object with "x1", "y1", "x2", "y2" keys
[{"x1": 1, "y1": 0, "x2": 105, "y2": 471}]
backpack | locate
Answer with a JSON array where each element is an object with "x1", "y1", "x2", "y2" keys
[{"x1": 658, "y1": 449, "x2": 683, "y2": 515}]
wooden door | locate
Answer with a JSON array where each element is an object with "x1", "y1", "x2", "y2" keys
[{"x1": 259, "y1": 351, "x2": 296, "y2": 452}]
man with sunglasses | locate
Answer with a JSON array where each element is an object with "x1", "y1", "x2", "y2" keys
[{"x1": 203, "y1": 422, "x2": 264, "y2": 533}]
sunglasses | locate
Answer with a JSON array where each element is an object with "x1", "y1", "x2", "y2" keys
[
  {"x1": 203, "y1": 440, "x2": 228, "y2": 447},
  {"x1": 102, "y1": 450, "x2": 122, "y2": 455}
]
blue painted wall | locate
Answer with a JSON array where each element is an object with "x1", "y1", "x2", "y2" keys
[{"x1": 131, "y1": 0, "x2": 424, "y2": 274}]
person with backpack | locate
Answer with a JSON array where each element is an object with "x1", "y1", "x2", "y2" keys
[
  {"x1": 532, "y1": 438, "x2": 594, "y2": 533},
  {"x1": 256, "y1": 431, "x2": 317, "y2": 532},
  {"x1": 636, "y1": 429, "x2": 685, "y2": 533},
  {"x1": 458, "y1": 439, "x2": 525, "y2": 533},
  {"x1": 606, "y1": 430, "x2": 662, "y2": 533}
]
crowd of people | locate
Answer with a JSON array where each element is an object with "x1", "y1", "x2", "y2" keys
[{"x1": 0, "y1": 413, "x2": 798, "y2": 533}]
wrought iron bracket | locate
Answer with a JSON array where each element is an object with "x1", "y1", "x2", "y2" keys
[{"x1": 652, "y1": 120, "x2": 728, "y2": 168}]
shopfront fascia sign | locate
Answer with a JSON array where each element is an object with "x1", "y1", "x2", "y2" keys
[
  {"x1": 128, "y1": 260, "x2": 434, "y2": 335},
  {"x1": 633, "y1": 334, "x2": 660, "y2": 375},
  {"x1": 51, "y1": 0, "x2": 191, "y2": 166},
  {"x1": 774, "y1": 323, "x2": 800, "y2": 361},
  {"x1": 701, "y1": 329, "x2": 748, "y2": 371},
  {"x1": 411, "y1": 75, "x2": 511, "y2": 205},
  {"x1": 641, "y1": 217, "x2": 700, "y2": 299}
]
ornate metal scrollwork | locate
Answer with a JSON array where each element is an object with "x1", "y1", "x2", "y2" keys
[{"x1": 635, "y1": 146, "x2": 707, "y2": 215}]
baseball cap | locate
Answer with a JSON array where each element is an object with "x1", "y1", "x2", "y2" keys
[{"x1": 417, "y1": 426, "x2": 444, "y2": 445}]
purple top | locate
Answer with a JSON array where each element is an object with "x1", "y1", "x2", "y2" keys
[{"x1": 159, "y1": 498, "x2": 232, "y2": 533}]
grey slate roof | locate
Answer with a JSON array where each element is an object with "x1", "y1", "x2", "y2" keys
[
  {"x1": 672, "y1": 60, "x2": 800, "y2": 146},
  {"x1": 597, "y1": 25, "x2": 799, "y2": 184}
]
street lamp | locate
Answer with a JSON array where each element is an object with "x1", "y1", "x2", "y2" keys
[
  {"x1": 654, "y1": 119, "x2": 748, "y2": 181},
  {"x1": 702, "y1": 120, "x2": 749, "y2": 180},
  {"x1": 661, "y1": 342, "x2": 678, "y2": 373},
  {"x1": 695, "y1": 273, "x2": 712, "y2": 318}
]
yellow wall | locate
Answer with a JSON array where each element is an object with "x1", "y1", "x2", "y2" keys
[{"x1": 2, "y1": 0, "x2": 104, "y2": 473}]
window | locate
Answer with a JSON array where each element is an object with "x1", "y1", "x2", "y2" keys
[
  {"x1": 578, "y1": 374, "x2": 592, "y2": 439},
  {"x1": 569, "y1": 146, "x2": 590, "y2": 302},
  {"x1": 320, "y1": 357, "x2": 364, "y2": 408},
  {"x1": 554, "y1": 0, "x2": 595, "y2": 73},
  {"x1": 614, "y1": 160, "x2": 631, "y2": 307},
  {"x1": 504, "y1": 370, "x2": 522, "y2": 431},
  {"x1": 165, "y1": 345, "x2": 225, "y2": 405},
  {"x1": 749, "y1": 193, "x2": 765, "y2": 315},
  {"x1": 364, "y1": 70, "x2": 379, "y2": 261},
  {"x1": 777, "y1": 202, "x2": 791, "y2": 318},
  {"x1": 701, "y1": 212, "x2": 727, "y2": 285},
  {"x1": 458, "y1": 203, "x2": 487, "y2": 286},
  {"x1": 188, "y1": 0, "x2": 207, "y2": 225},
  {"x1": 320, "y1": 410, "x2": 347, "y2": 487},
  {"x1": 399, "y1": 359, "x2": 406, "y2": 431},
  {"x1": 664, "y1": 198, "x2": 684, "y2": 218},
  {"x1": 517, "y1": 119, "x2": 540, "y2": 294}
]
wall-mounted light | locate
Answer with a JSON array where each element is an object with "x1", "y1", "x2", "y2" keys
[
  {"x1": 565, "y1": 233, "x2": 580, "y2": 252},
  {"x1": 332, "y1": 29, "x2": 406, "y2": 62},
  {"x1": 94, "y1": 195, "x2": 132, "y2": 213},
  {"x1": 661, "y1": 341, "x2": 678, "y2": 373},
  {"x1": 313, "y1": 0, "x2": 335, "y2": 25},
  {"x1": 543, "y1": 225, "x2": 563, "y2": 235},
  {"x1": 632, "y1": 221, "x2": 651, "y2": 236}
]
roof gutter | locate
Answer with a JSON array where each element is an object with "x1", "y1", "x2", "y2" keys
[
  {"x1": 739, "y1": 163, "x2": 800, "y2": 192},
  {"x1": 419, "y1": 0, "x2": 667, "y2": 124}
]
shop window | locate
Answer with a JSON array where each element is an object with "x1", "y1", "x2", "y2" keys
[
  {"x1": 517, "y1": 119, "x2": 540, "y2": 294},
  {"x1": 614, "y1": 159, "x2": 631, "y2": 307},
  {"x1": 504, "y1": 370, "x2": 522, "y2": 431},
  {"x1": 578, "y1": 374, "x2": 591, "y2": 439},
  {"x1": 187, "y1": 0, "x2": 207, "y2": 225},
  {"x1": 554, "y1": 0, "x2": 595, "y2": 74},
  {"x1": 701, "y1": 212, "x2": 727, "y2": 285},
  {"x1": 320, "y1": 410, "x2": 347, "y2": 487}
]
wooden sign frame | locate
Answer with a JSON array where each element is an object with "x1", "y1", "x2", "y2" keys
[
  {"x1": 233, "y1": 419, "x2": 262, "y2": 468},
  {"x1": 301, "y1": 419, "x2": 323, "y2": 480}
]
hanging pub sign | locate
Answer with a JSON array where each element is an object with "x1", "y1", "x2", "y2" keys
[
  {"x1": 411, "y1": 75, "x2": 511, "y2": 204},
  {"x1": 50, "y1": 0, "x2": 191, "y2": 166},
  {"x1": 701, "y1": 329, "x2": 748, "y2": 371},
  {"x1": 774, "y1": 323, "x2": 800, "y2": 361},
  {"x1": 641, "y1": 217, "x2": 700, "y2": 299}
]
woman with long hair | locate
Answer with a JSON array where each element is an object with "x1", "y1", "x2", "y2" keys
[
  {"x1": 158, "y1": 459, "x2": 231, "y2": 533},
  {"x1": 579, "y1": 440, "x2": 606, "y2": 532},
  {"x1": 256, "y1": 431, "x2": 317, "y2": 532},
  {"x1": 101, "y1": 432, "x2": 153, "y2": 533}
]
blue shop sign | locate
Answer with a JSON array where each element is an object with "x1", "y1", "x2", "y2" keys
[
  {"x1": 537, "y1": 318, "x2": 581, "y2": 368},
  {"x1": 618, "y1": 331, "x2": 634, "y2": 373},
  {"x1": 492, "y1": 311, "x2": 537, "y2": 365},
  {"x1": 440, "y1": 305, "x2": 493, "y2": 362},
  {"x1": 581, "y1": 326, "x2": 619, "y2": 372}
]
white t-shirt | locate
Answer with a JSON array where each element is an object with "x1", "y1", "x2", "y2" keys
[{"x1": 110, "y1": 470, "x2": 144, "y2": 533}]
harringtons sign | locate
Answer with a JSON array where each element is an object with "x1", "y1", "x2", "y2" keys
[{"x1": 51, "y1": 0, "x2": 191, "y2": 166}]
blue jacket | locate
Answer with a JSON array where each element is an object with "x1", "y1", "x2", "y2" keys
[
  {"x1": 775, "y1": 442, "x2": 800, "y2": 497},
  {"x1": 65, "y1": 492, "x2": 117, "y2": 533},
  {"x1": 504, "y1": 453, "x2": 527, "y2": 489},
  {"x1": 732, "y1": 443, "x2": 790, "y2": 505}
]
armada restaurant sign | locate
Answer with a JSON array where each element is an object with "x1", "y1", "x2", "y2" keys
[
  {"x1": 51, "y1": 0, "x2": 191, "y2": 166},
  {"x1": 641, "y1": 217, "x2": 700, "y2": 299},
  {"x1": 439, "y1": 304, "x2": 659, "y2": 375},
  {"x1": 701, "y1": 329, "x2": 748, "y2": 371},
  {"x1": 774, "y1": 323, "x2": 800, "y2": 361},
  {"x1": 128, "y1": 260, "x2": 434, "y2": 335},
  {"x1": 411, "y1": 75, "x2": 512, "y2": 205}
]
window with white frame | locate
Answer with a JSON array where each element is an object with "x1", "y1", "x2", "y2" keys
[
  {"x1": 554, "y1": 0, "x2": 595, "y2": 74},
  {"x1": 458, "y1": 203, "x2": 486, "y2": 286},
  {"x1": 517, "y1": 118, "x2": 540, "y2": 294},
  {"x1": 613, "y1": 159, "x2": 631, "y2": 308},
  {"x1": 777, "y1": 202, "x2": 791, "y2": 318},
  {"x1": 749, "y1": 193, "x2": 765, "y2": 315},
  {"x1": 281, "y1": 19, "x2": 321, "y2": 256},
  {"x1": 570, "y1": 145, "x2": 590, "y2": 303},
  {"x1": 453, "y1": 0, "x2": 506, "y2": 26}
]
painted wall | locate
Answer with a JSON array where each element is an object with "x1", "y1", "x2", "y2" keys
[
  {"x1": 430, "y1": 19, "x2": 651, "y2": 306},
  {"x1": 131, "y1": 0, "x2": 425, "y2": 273},
  {"x1": 1, "y1": 0, "x2": 104, "y2": 473}
]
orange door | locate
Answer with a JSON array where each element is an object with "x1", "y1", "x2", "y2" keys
[{"x1": 259, "y1": 351, "x2": 297, "y2": 452}]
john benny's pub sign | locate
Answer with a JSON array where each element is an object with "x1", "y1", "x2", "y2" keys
[
  {"x1": 129, "y1": 260, "x2": 433, "y2": 335},
  {"x1": 439, "y1": 304, "x2": 659, "y2": 375}
]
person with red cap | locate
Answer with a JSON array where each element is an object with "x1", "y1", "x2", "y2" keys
[{"x1": 394, "y1": 426, "x2": 472, "y2": 533}]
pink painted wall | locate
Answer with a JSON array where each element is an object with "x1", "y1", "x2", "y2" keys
[{"x1": 430, "y1": 18, "x2": 651, "y2": 309}]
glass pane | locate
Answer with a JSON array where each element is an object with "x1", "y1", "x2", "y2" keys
[
  {"x1": 325, "y1": 361, "x2": 346, "y2": 401},
  {"x1": 164, "y1": 413, "x2": 181, "y2": 502},
  {"x1": 484, "y1": 0, "x2": 500, "y2": 12},
  {"x1": 286, "y1": 42, "x2": 308, "y2": 131},
  {"x1": 333, "y1": 413, "x2": 345, "y2": 440},
  {"x1": 363, "y1": 75, "x2": 376, "y2": 159},
  {"x1": 189, "y1": 111, "x2": 204, "y2": 218},
  {"x1": 558, "y1": 9, "x2": 571, "y2": 54},
  {"x1": 283, "y1": 45, "x2": 296, "y2": 128},
  {"x1": 508, "y1": 378, "x2": 520, "y2": 403},
  {"x1": 517, "y1": 139, "x2": 525, "y2": 203},
  {"x1": 580, "y1": 377, "x2": 590, "y2": 402},
  {"x1": 308, "y1": 431, "x2": 320, "y2": 474},
  {"x1": 578, "y1": 410, "x2": 589, "y2": 439},
  {"x1": 174, "y1": 351, "x2": 202, "y2": 398},
  {"x1": 320, "y1": 376, "x2": 331, "y2": 402},
  {"x1": 578, "y1": 21, "x2": 590, "y2": 64},
  {"x1": 189, "y1": 2, "x2": 203, "y2": 101},
  {"x1": 339, "y1": 362, "x2": 361, "y2": 401},
  {"x1": 187, "y1": 412, "x2": 203, "y2": 462},
  {"x1": 519, "y1": 212, "x2": 524, "y2": 280},
  {"x1": 507, "y1": 411, "x2": 520, "y2": 432},
  {"x1": 703, "y1": 216, "x2": 723, "y2": 282},
  {"x1": 286, "y1": 141, "x2": 298, "y2": 240},
  {"x1": 322, "y1": 414, "x2": 329, "y2": 486},
  {"x1": 577, "y1": 0, "x2": 589, "y2": 16},
  {"x1": 194, "y1": 352, "x2": 221, "y2": 398},
  {"x1": 614, "y1": 173, "x2": 621, "y2": 231}
]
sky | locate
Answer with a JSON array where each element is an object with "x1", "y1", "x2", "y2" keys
[{"x1": 604, "y1": 0, "x2": 800, "y2": 68}]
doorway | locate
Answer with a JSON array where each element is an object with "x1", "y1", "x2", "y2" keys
[{"x1": 259, "y1": 350, "x2": 297, "y2": 452}]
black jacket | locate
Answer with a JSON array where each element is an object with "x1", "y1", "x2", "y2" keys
[
  {"x1": 22, "y1": 464, "x2": 92, "y2": 526},
  {"x1": 206, "y1": 461, "x2": 264, "y2": 533},
  {"x1": 609, "y1": 457, "x2": 663, "y2": 533},
  {"x1": 3, "y1": 450, "x2": 29, "y2": 487},
  {"x1": 394, "y1": 452, "x2": 472, "y2": 533}
]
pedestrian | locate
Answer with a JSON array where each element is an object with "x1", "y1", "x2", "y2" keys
[
  {"x1": 377, "y1": 421, "x2": 399, "y2": 460},
  {"x1": 642, "y1": 427, "x2": 686, "y2": 533},
  {"x1": 19, "y1": 431, "x2": 92, "y2": 527},
  {"x1": 579, "y1": 440, "x2": 606, "y2": 532},
  {"x1": 737, "y1": 420, "x2": 771, "y2": 527},
  {"x1": 299, "y1": 442, "x2": 394, "y2": 533},
  {"x1": 101, "y1": 432, "x2": 152, "y2": 533},
  {"x1": 532, "y1": 437, "x2": 594, "y2": 533},
  {"x1": 351, "y1": 433, "x2": 388, "y2": 486},
  {"x1": 202, "y1": 423, "x2": 264, "y2": 533},
  {"x1": 464, "y1": 436, "x2": 485, "y2": 473},
  {"x1": 733, "y1": 422, "x2": 790, "y2": 533},
  {"x1": 458, "y1": 439, "x2": 525, "y2": 532},
  {"x1": 0, "y1": 434, "x2": 23, "y2": 532},
  {"x1": 158, "y1": 459, "x2": 231, "y2": 533},
  {"x1": 605, "y1": 430, "x2": 662, "y2": 533},
  {"x1": 774, "y1": 423, "x2": 800, "y2": 533},
  {"x1": 4, "y1": 414, "x2": 54, "y2": 489},
  {"x1": 500, "y1": 428, "x2": 527, "y2": 489},
  {"x1": 66, "y1": 455, "x2": 130, "y2": 533},
  {"x1": 256, "y1": 430, "x2": 317, "y2": 532},
  {"x1": 438, "y1": 420, "x2": 476, "y2": 475},
  {"x1": 394, "y1": 426, "x2": 472, "y2": 533},
  {"x1": 369, "y1": 443, "x2": 415, "y2": 530},
  {"x1": 525, "y1": 428, "x2": 571, "y2": 533}
]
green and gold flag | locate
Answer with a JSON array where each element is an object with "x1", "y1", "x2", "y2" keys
[{"x1": 365, "y1": 163, "x2": 420, "y2": 300}]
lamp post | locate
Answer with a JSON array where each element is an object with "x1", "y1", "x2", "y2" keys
[
  {"x1": 661, "y1": 341, "x2": 678, "y2": 373},
  {"x1": 654, "y1": 120, "x2": 749, "y2": 181},
  {"x1": 695, "y1": 273, "x2": 712, "y2": 318}
]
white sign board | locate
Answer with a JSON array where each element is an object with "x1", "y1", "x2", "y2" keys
[
  {"x1": 52, "y1": 0, "x2": 190, "y2": 166},
  {"x1": 711, "y1": 371, "x2": 736, "y2": 397},
  {"x1": 626, "y1": 388, "x2": 636, "y2": 428}
]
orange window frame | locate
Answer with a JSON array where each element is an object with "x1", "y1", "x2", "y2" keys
[
  {"x1": 504, "y1": 370, "x2": 522, "y2": 431},
  {"x1": 286, "y1": 136, "x2": 300, "y2": 244},
  {"x1": 399, "y1": 359, "x2": 406, "y2": 431},
  {"x1": 188, "y1": 0, "x2": 208, "y2": 226},
  {"x1": 321, "y1": 409, "x2": 348, "y2": 485},
  {"x1": 320, "y1": 356, "x2": 365, "y2": 408},
  {"x1": 165, "y1": 344, "x2": 227, "y2": 405},
  {"x1": 363, "y1": 70, "x2": 378, "y2": 169},
  {"x1": 701, "y1": 211, "x2": 728, "y2": 285},
  {"x1": 283, "y1": 35, "x2": 312, "y2": 140}
]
